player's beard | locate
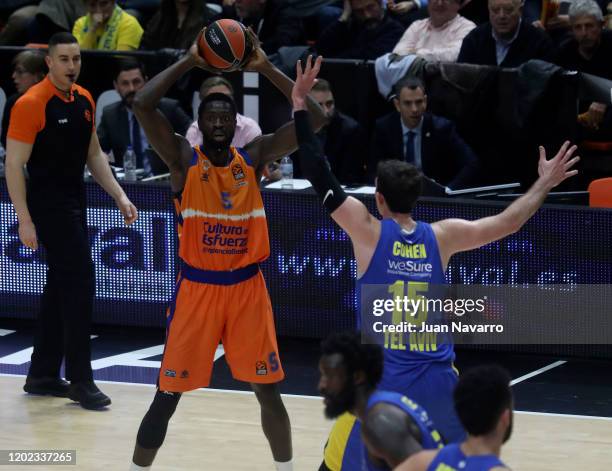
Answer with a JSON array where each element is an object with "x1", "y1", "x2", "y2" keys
[
  {"x1": 323, "y1": 386, "x2": 357, "y2": 419},
  {"x1": 122, "y1": 91, "x2": 136, "y2": 109}
]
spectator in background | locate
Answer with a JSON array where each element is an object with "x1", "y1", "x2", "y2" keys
[
  {"x1": 140, "y1": 0, "x2": 213, "y2": 50},
  {"x1": 370, "y1": 77, "x2": 479, "y2": 189},
  {"x1": 387, "y1": 0, "x2": 428, "y2": 27},
  {"x1": 184, "y1": 76, "x2": 282, "y2": 182},
  {"x1": 30, "y1": 0, "x2": 86, "y2": 43},
  {"x1": 529, "y1": 0, "x2": 610, "y2": 45},
  {"x1": 97, "y1": 59, "x2": 191, "y2": 175},
  {"x1": 391, "y1": 0, "x2": 475, "y2": 62},
  {"x1": 457, "y1": 0, "x2": 555, "y2": 67},
  {"x1": 315, "y1": 0, "x2": 404, "y2": 59},
  {"x1": 557, "y1": 0, "x2": 612, "y2": 136},
  {"x1": 292, "y1": 78, "x2": 366, "y2": 183},
  {"x1": 186, "y1": 76, "x2": 262, "y2": 148},
  {"x1": 1, "y1": 50, "x2": 47, "y2": 149},
  {"x1": 73, "y1": 0, "x2": 143, "y2": 50},
  {"x1": 0, "y1": 2, "x2": 39, "y2": 46},
  {"x1": 0, "y1": 0, "x2": 86, "y2": 46},
  {"x1": 216, "y1": 0, "x2": 304, "y2": 55}
]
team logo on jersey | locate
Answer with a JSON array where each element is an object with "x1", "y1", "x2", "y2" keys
[
  {"x1": 164, "y1": 369, "x2": 176, "y2": 377},
  {"x1": 255, "y1": 361, "x2": 268, "y2": 375},
  {"x1": 220, "y1": 191, "x2": 232, "y2": 210},
  {"x1": 84, "y1": 110, "x2": 92, "y2": 122},
  {"x1": 180, "y1": 370, "x2": 189, "y2": 379},
  {"x1": 201, "y1": 160, "x2": 211, "y2": 182},
  {"x1": 232, "y1": 163, "x2": 245, "y2": 181}
]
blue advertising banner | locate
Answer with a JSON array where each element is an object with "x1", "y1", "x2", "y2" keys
[{"x1": 1, "y1": 180, "x2": 611, "y2": 350}]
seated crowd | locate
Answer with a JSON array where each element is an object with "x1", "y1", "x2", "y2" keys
[{"x1": 1, "y1": 0, "x2": 612, "y2": 188}]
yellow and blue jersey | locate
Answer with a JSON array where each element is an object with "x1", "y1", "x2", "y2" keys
[
  {"x1": 323, "y1": 391, "x2": 444, "y2": 471},
  {"x1": 427, "y1": 444, "x2": 506, "y2": 471},
  {"x1": 356, "y1": 219, "x2": 465, "y2": 443}
]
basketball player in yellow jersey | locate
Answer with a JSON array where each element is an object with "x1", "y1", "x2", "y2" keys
[{"x1": 128, "y1": 32, "x2": 326, "y2": 470}]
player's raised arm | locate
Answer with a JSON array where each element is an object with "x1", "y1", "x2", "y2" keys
[
  {"x1": 432, "y1": 142, "x2": 580, "y2": 267},
  {"x1": 291, "y1": 57, "x2": 380, "y2": 271},
  {"x1": 242, "y1": 31, "x2": 328, "y2": 171},
  {"x1": 132, "y1": 37, "x2": 209, "y2": 192}
]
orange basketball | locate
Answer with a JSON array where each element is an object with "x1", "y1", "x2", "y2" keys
[{"x1": 198, "y1": 20, "x2": 252, "y2": 71}]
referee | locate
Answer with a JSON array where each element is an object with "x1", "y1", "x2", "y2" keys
[{"x1": 5, "y1": 33, "x2": 137, "y2": 410}]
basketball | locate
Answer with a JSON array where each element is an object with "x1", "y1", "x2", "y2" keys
[{"x1": 198, "y1": 19, "x2": 252, "y2": 71}]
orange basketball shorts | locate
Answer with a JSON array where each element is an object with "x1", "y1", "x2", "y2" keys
[{"x1": 159, "y1": 263, "x2": 284, "y2": 392}]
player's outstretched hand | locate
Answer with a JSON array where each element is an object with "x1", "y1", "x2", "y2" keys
[
  {"x1": 291, "y1": 55, "x2": 323, "y2": 110},
  {"x1": 115, "y1": 195, "x2": 138, "y2": 225},
  {"x1": 538, "y1": 141, "x2": 580, "y2": 189}
]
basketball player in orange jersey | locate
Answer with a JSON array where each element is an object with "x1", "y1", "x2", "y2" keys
[{"x1": 127, "y1": 31, "x2": 326, "y2": 470}]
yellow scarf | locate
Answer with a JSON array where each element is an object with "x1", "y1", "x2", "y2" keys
[{"x1": 80, "y1": 5, "x2": 123, "y2": 50}]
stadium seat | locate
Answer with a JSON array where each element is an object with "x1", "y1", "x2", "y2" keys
[
  {"x1": 588, "y1": 177, "x2": 612, "y2": 208},
  {"x1": 95, "y1": 89, "x2": 121, "y2": 128}
]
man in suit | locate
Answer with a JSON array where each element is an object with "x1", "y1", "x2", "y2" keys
[
  {"x1": 369, "y1": 76, "x2": 479, "y2": 189},
  {"x1": 97, "y1": 58, "x2": 191, "y2": 176},
  {"x1": 457, "y1": 0, "x2": 555, "y2": 68},
  {"x1": 291, "y1": 78, "x2": 366, "y2": 184},
  {"x1": 315, "y1": 0, "x2": 404, "y2": 60}
]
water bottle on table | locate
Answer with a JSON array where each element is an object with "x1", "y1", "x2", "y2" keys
[
  {"x1": 280, "y1": 155, "x2": 293, "y2": 189},
  {"x1": 123, "y1": 145, "x2": 137, "y2": 182}
]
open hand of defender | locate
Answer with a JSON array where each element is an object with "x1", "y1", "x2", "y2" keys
[
  {"x1": 537, "y1": 141, "x2": 580, "y2": 190},
  {"x1": 291, "y1": 55, "x2": 323, "y2": 111}
]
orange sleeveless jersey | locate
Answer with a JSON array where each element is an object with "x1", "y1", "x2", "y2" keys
[{"x1": 175, "y1": 146, "x2": 270, "y2": 271}]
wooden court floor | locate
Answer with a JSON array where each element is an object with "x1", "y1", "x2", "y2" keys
[{"x1": 0, "y1": 376, "x2": 611, "y2": 470}]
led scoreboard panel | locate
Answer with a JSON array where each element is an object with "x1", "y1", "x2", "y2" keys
[{"x1": 1, "y1": 179, "x2": 611, "y2": 357}]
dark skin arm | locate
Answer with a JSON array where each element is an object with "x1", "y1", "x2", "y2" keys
[
  {"x1": 132, "y1": 38, "x2": 213, "y2": 193},
  {"x1": 242, "y1": 32, "x2": 327, "y2": 175},
  {"x1": 361, "y1": 403, "x2": 424, "y2": 469}
]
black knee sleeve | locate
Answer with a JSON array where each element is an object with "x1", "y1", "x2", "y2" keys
[{"x1": 136, "y1": 390, "x2": 181, "y2": 449}]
